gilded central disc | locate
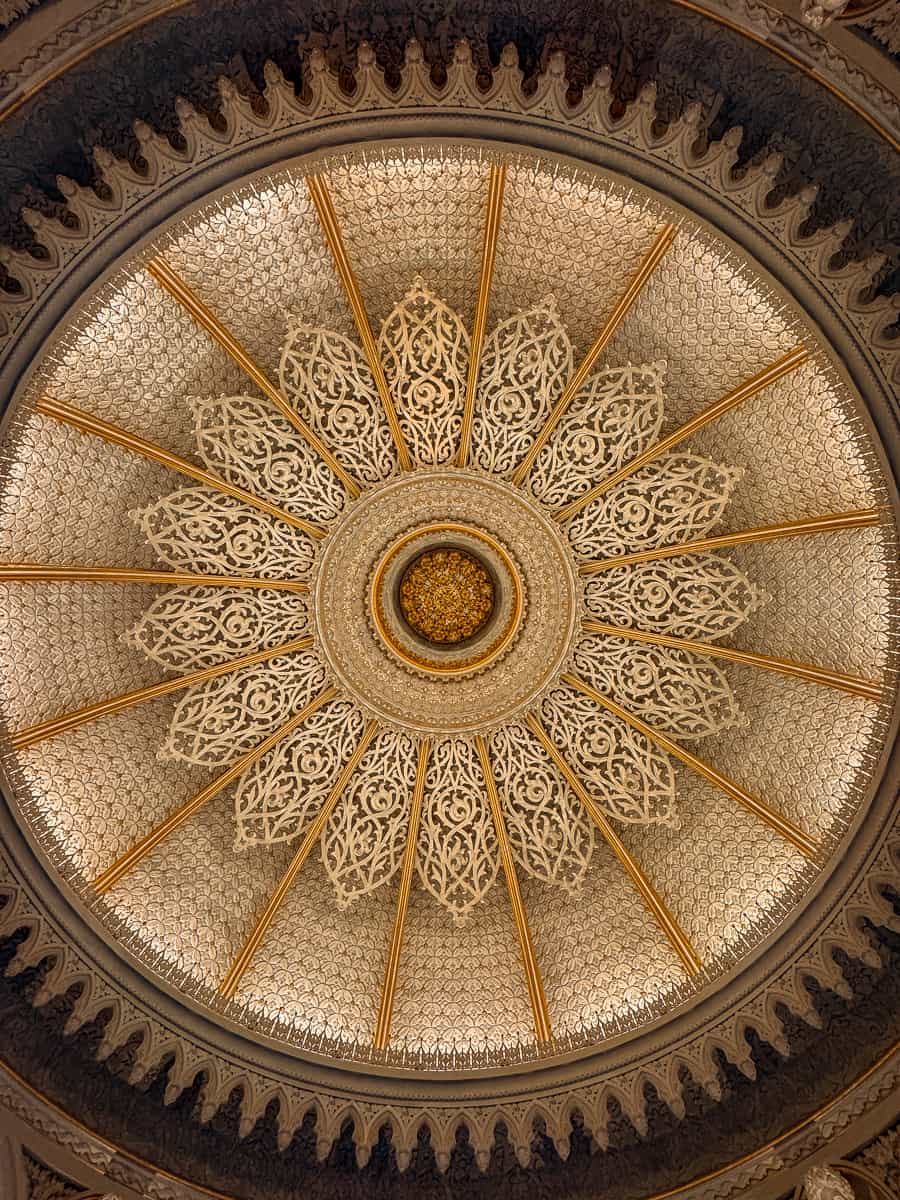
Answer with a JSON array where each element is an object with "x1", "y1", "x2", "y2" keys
[{"x1": 399, "y1": 549, "x2": 494, "y2": 644}]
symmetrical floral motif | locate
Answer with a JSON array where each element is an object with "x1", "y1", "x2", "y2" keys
[{"x1": 126, "y1": 274, "x2": 754, "y2": 913}]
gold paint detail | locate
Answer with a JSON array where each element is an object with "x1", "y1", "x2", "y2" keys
[
  {"x1": 145, "y1": 256, "x2": 361, "y2": 497},
  {"x1": 510, "y1": 223, "x2": 677, "y2": 486},
  {"x1": 525, "y1": 713, "x2": 703, "y2": 976},
  {"x1": 373, "y1": 738, "x2": 431, "y2": 1050},
  {"x1": 219, "y1": 719, "x2": 381, "y2": 1000},
  {"x1": 92, "y1": 686, "x2": 339, "y2": 894},
  {"x1": 10, "y1": 635, "x2": 314, "y2": 751},
  {"x1": 555, "y1": 347, "x2": 811, "y2": 521},
  {"x1": 563, "y1": 673, "x2": 822, "y2": 861},
  {"x1": 581, "y1": 620, "x2": 882, "y2": 701},
  {"x1": 476, "y1": 735, "x2": 553, "y2": 1042},
  {"x1": 306, "y1": 174, "x2": 412, "y2": 471},
  {"x1": 0, "y1": 564, "x2": 307, "y2": 591},
  {"x1": 35, "y1": 395, "x2": 326, "y2": 540},
  {"x1": 577, "y1": 509, "x2": 884, "y2": 574},
  {"x1": 370, "y1": 523, "x2": 523, "y2": 675},
  {"x1": 457, "y1": 163, "x2": 507, "y2": 467},
  {"x1": 399, "y1": 549, "x2": 494, "y2": 644}
]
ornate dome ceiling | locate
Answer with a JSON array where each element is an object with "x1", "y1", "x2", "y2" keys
[
  {"x1": 0, "y1": 4, "x2": 898, "y2": 1198},
  {"x1": 0, "y1": 144, "x2": 895, "y2": 1071}
]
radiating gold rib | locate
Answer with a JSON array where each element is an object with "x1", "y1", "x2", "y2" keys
[
  {"x1": 562, "y1": 673, "x2": 821, "y2": 861},
  {"x1": 219, "y1": 719, "x2": 380, "y2": 1000},
  {"x1": 36, "y1": 396, "x2": 325, "y2": 540},
  {"x1": 145, "y1": 256, "x2": 361, "y2": 497},
  {"x1": 476, "y1": 735, "x2": 553, "y2": 1041},
  {"x1": 456, "y1": 164, "x2": 506, "y2": 467},
  {"x1": 92, "y1": 686, "x2": 338, "y2": 894},
  {"x1": 373, "y1": 738, "x2": 430, "y2": 1051},
  {"x1": 510, "y1": 223, "x2": 677, "y2": 486},
  {"x1": 0, "y1": 564, "x2": 307, "y2": 590},
  {"x1": 306, "y1": 174, "x2": 412, "y2": 471},
  {"x1": 555, "y1": 347, "x2": 810, "y2": 522},
  {"x1": 11, "y1": 636, "x2": 314, "y2": 752},
  {"x1": 581, "y1": 620, "x2": 882, "y2": 701},
  {"x1": 578, "y1": 508, "x2": 883, "y2": 575},
  {"x1": 524, "y1": 713, "x2": 702, "y2": 975}
]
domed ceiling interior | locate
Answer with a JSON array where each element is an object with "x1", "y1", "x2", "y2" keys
[{"x1": 0, "y1": 143, "x2": 895, "y2": 1069}]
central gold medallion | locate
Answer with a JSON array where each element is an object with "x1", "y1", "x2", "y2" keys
[{"x1": 398, "y1": 549, "x2": 494, "y2": 645}]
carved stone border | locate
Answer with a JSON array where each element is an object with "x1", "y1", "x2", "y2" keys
[{"x1": 0, "y1": 39, "x2": 898, "y2": 1193}]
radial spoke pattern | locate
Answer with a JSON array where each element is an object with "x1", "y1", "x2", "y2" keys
[{"x1": 0, "y1": 565, "x2": 308, "y2": 590}]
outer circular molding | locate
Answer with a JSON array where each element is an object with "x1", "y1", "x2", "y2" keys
[{"x1": 0, "y1": 37, "x2": 897, "y2": 1196}]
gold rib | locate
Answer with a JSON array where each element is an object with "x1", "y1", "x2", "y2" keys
[
  {"x1": 581, "y1": 620, "x2": 882, "y2": 701},
  {"x1": 373, "y1": 738, "x2": 430, "y2": 1050},
  {"x1": 306, "y1": 175, "x2": 412, "y2": 471},
  {"x1": 146, "y1": 256, "x2": 361, "y2": 497},
  {"x1": 524, "y1": 713, "x2": 702, "y2": 975},
  {"x1": 220, "y1": 719, "x2": 381, "y2": 1000},
  {"x1": 476, "y1": 735, "x2": 553, "y2": 1041},
  {"x1": 578, "y1": 508, "x2": 883, "y2": 575},
  {"x1": 0, "y1": 564, "x2": 307, "y2": 590},
  {"x1": 456, "y1": 164, "x2": 507, "y2": 467},
  {"x1": 555, "y1": 347, "x2": 810, "y2": 522},
  {"x1": 36, "y1": 396, "x2": 325, "y2": 540},
  {"x1": 510, "y1": 223, "x2": 677, "y2": 486},
  {"x1": 92, "y1": 685, "x2": 338, "y2": 894},
  {"x1": 11, "y1": 636, "x2": 314, "y2": 752},
  {"x1": 563, "y1": 672, "x2": 821, "y2": 861}
]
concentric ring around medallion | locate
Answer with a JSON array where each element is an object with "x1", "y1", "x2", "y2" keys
[{"x1": 312, "y1": 469, "x2": 581, "y2": 736}]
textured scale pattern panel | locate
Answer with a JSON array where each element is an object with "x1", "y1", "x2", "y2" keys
[
  {"x1": 11, "y1": 698, "x2": 212, "y2": 883},
  {"x1": 34, "y1": 272, "x2": 248, "y2": 459},
  {"x1": 689, "y1": 360, "x2": 881, "y2": 531},
  {"x1": 489, "y1": 163, "x2": 664, "y2": 359},
  {"x1": 163, "y1": 174, "x2": 357, "y2": 381},
  {"x1": 520, "y1": 848, "x2": 685, "y2": 1038},
  {"x1": 697, "y1": 664, "x2": 886, "y2": 843},
  {"x1": 727, "y1": 528, "x2": 896, "y2": 678},
  {"x1": 388, "y1": 883, "x2": 535, "y2": 1054},
  {"x1": 101, "y1": 786, "x2": 298, "y2": 995},
  {"x1": 0, "y1": 416, "x2": 173, "y2": 568},
  {"x1": 324, "y1": 151, "x2": 489, "y2": 331},
  {"x1": 606, "y1": 232, "x2": 800, "y2": 426},
  {"x1": 615, "y1": 766, "x2": 813, "y2": 965},
  {"x1": 231, "y1": 856, "x2": 393, "y2": 1046},
  {"x1": 0, "y1": 581, "x2": 164, "y2": 728}
]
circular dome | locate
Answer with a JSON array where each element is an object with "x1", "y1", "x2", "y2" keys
[{"x1": 0, "y1": 141, "x2": 895, "y2": 1076}]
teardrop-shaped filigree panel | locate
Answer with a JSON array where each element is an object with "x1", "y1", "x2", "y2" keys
[
  {"x1": 321, "y1": 729, "x2": 418, "y2": 907},
  {"x1": 490, "y1": 723, "x2": 594, "y2": 891},
  {"x1": 574, "y1": 632, "x2": 742, "y2": 739},
  {"x1": 416, "y1": 738, "x2": 498, "y2": 921},
  {"x1": 279, "y1": 322, "x2": 398, "y2": 483},
  {"x1": 233, "y1": 698, "x2": 366, "y2": 849},
  {"x1": 378, "y1": 277, "x2": 469, "y2": 465},
  {"x1": 540, "y1": 686, "x2": 678, "y2": 826}
]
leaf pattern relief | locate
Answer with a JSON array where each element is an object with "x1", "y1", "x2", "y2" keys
[
  {"x1": 573, "y1": 632, "x2": 742, "y2": 740},
  {"x1": 417, "y1": 738, "x2": 498, "y2": 921},
  {"x1": 490, "y1": 724, "x2": 594, "y2": 891},
  {"x1": 193, "y1": 393, "x2": 347, "y2": 524},
  {"x1": 133, "y1": 485, "x2": 316, "y2": 578},
  {"x1": 540, "y1": 686, "x2": 677, "y2": 826},
  {"x1": 526, "y1": 362, "x2": 665, "y2": 509},
  {"x1": 161, "y1": 649, "x2": 328, "y2": 767},
  {"x1": 471, "y1": 298, "x2": 573, "y2": 477},
  {"x1": 279, "y1": 321, "x2": 398, "y2": 483},
  {"x1": 321, "y1": 730, "x2": 418, "y2": 907},
  {"x1": 565, "y1": 453, "x2": 741, "y2": 560},
  {"x1": 378, "y1": 276, "x2": 469, "y2": 465},
  {"x1": 584, "y1": 554, "x2": 768, "y2": 640},
  {"x1": 233, "y1": 698, "x2": 365, "y2": 849},
  {"x1": 124, "y1": 585, "x2": 309, "y2": 671}
]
